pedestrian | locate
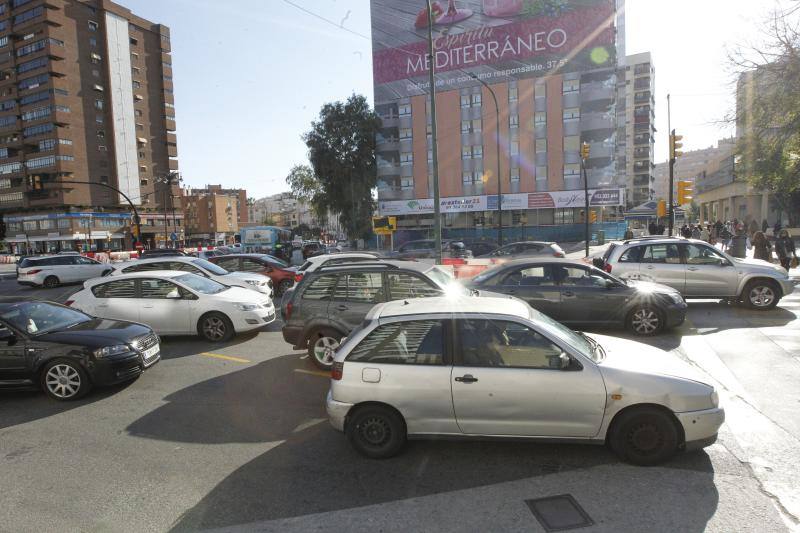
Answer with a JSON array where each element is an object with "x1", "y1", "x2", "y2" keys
[
  {"x1": 775, "y1": 229, "x2": 797, "y2": 271},
  {"x1": 762, "y1": 219, "x2": 768, "y2": 233},
  {"x1": 648, "y1": 221, "x2": 657, "y2": 235},
  {"x1": 774, "y1": 220, "x2": 783, "y2": 236},
  {"x1": 700, "y1": 225, "x2": 710, "y2": 242},
  {"x1": 719, "y1": 226, "x2": 732, "y2": 252},
  {"x1": 714, "y1": 219, "x2": 724, "y2": 237},
  {"x1": 728, "y1": 224, "x2": 751, "y2": 258},
  {"x1": 656, "y1": 223, "x2": 665, "y2": 235},
  {"x1": 748, "y1": 219, "x2": 759, "y2": 237},
  {"x1": 752, "y1": 231, "x2": 772, "y2": 262},
  {"x1": 691, "y1": 225, "x2": 701, "y2": 239},
  {"x1": 623, "y1": 226, "x2": 634, "y2": 240}
]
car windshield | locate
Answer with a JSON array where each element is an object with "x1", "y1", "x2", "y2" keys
[
  {"x1": 192, "y1": 258, "x2": 229, "y2": 276},
  {"x1": 529, "y1": 306, "x2": 600, "y2": 362},
  {"x1": 174, "y1": 273, "x2": 228, "y2": 294},
  {"x1": 0, "y1": 302, "x2": 91, "y2": 336}
]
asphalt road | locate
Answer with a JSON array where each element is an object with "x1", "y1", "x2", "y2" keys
[{"x1": 0, "y1": 277, "x2": 798, "y2": 532}]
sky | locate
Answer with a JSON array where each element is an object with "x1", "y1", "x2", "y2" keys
[{"x1": 121, "y1": 0, "x2": 785, "y2": 199}]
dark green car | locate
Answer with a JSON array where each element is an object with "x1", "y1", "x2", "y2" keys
[{"x1": 466, "y1": 258, "x2": 688, "y2": 336}]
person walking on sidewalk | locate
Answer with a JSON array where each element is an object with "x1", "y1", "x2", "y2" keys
[
  {"x1": 728, "y1": 225, "x2": 751, "y2": 258},
  {"x1": 752, "y1": 231, "x2": 772, "y2": 262},
  {"x1": 775, "y1": 229, "x2": 797, "y2": 271}
]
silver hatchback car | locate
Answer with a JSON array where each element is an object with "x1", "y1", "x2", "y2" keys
[{"x1": 327, "y1": 296, "x2": 724, "y2": 465}]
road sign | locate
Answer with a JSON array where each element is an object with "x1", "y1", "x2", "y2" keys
[
  {"x1": 170, "y1": 232, "x2": 178, "y2": 241},
  {"x1": 372, "y1": 216, "x2": 396, "y2": 235}
]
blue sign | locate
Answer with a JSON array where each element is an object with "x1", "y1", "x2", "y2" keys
[{"x1": 170, "y1": 232, "x2": 178, "y2": 241}]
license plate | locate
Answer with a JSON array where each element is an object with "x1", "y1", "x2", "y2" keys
[{"x1": 143, "y1": 345, "x2": 159, "y2": 360}]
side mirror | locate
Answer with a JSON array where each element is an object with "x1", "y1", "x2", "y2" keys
[
  {"x1": 0, "y1": 326, "x2": 17, "y2": 345},
  {"x1": 165, "y1": 289, "x2": 181, "y2": 299},
  {"x1": 549, "y1": 352, "x2": 571, "y2": 369},
  {"x1": 604, "y1": 279, "x2": 616, "y2": 289}
]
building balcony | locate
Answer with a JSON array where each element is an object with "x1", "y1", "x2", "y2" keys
[
  {"x1": 580, "y1": 82, "x2": 615, "y2": 103},
  {"x1": 166, "y1": 132, "x2": 177, "y2": 145},
  {"x1": 377, "y1": 187, "x2": 414, "y2": 201},
  {"x1": 376, "y1": 138, "x2": 399, "y2": 152},
  {"x1": 165, "y1": 118, "x2": 176, "y2": 131},
  {"x1": 580, "y1": 112, "x2": 614, "y2": 132},
  {"x1": 168, "y1": 158, "x2": 179, "y2": 171},
  {"x1": 167, "y1": 144, "x2": 177, "y2": 158},
  {"x1": 377, "y1": 163, "x2": 400, "y2": 177}
]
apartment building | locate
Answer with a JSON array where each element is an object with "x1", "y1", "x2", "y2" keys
[
  {"x1": 616, "y1": 52, "x2": 655, "y2": 207},
  {"x1": 0, "y1": 0, "x2": 178, "y2": 253},
  {"x1": 182, "y1": 184, "x2": 246, "y2": 245},
  {"x1": 183, "y1": 184, "x2": 248, "y2": 225},
  {"x1": 653, "y1": 138, "x2": 736, "y2": 205}
]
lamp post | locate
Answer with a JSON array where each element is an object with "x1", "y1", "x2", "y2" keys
[
  {"x1": 156, "y1": 171, "x2": 181, "y2": 248},
  {"x1": 426, "y1": 0, "x2": 443, "y2": 263},
  {"x1": 469, "y1": 73, "x2": 502, "y2": 245}
]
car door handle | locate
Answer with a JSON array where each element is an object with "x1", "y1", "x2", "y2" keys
[
  {"x1": 336, "y1": 304, "x2": 348, "y2": 311},
  {"x1": 455, "y1": 374, "x2": 478, "y2": 383},
  {"x1": 687, "y1": 266, "x2": 699, "y2": 271},
  {"x1": 563, "y1": 290, "x2": 575, "y2": 297},
  {"x1": 646, "y1": 265, "x2": 655, "y2": 269}
]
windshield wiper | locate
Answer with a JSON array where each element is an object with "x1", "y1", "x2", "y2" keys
[{"x1": 577, "y1": 331, "x2": 605, "y2": 361}]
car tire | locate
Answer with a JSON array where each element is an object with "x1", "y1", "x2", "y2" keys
[
  {"x1": 198, "y1": 312, "x2": 235, "y2": 342},
  {"x1": 307, "y1": 328, "x2": 342, "y2": 370},
  {"x1": 742, "y1": 279, "x2": 779, "y2": 310},
  {"x1": 346, "y1": 405, "x2": 407, "y2": 459},
  {"x1": 43, "y1": 275, "x2": 59, "y2": 289},
  {"x1": 626, "y1": 306, "x2": 663, "y2": 336},
  {"x1": 609, "y1": 407, "x2": 679, "y2": 466},
  {"x1": 40, "y1": 359, "x2": 91, "y2": 401},
  {"x1": 278, "y1": 279, "x2": 293, "y2": 296}
]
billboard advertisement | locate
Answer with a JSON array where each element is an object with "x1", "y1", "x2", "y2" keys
[{"x1": 370, "y1": 0, "x2": 616, "y2": 104}]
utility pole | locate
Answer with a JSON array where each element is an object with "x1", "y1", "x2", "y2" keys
[
  {"x1": 469, "y1": 73, "x2": 502, "y2": 245},
  {"x1": 427, "y1": 0, "x2": 442, "y2": 264},
  {"x1": 667, "y1": 94, "x2": 674, "y2": 236},
  {"x1": 581, "y1": 142, "x2": 591, "y2": 257}
]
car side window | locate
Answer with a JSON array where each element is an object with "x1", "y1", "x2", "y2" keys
[
  {"x1": 501, "y1": 266, "x2": 553, "y2": 286},
  {"x1": 92, "y1": 279, "x2": 136, "y2": 298},
  {"x1": 347, "y1": 320, "x2": 445, "y2": 365},
  {"x1": 140, "y1": 279, "x2": 180, "y2": 299},
  {"x1": 556, "y1": 266, "x2": 607, "y2": 287},
  {"x1": 618, "y1": 246, "x2": 642, "y2": 263},
  {"x1": 302, "y1": 274, "x2": 338, "y2": 300},
  {"x1": 50, "y1": 256, "x2": 74, "y2": 265},
  {"x1": 387, "y1": 273, "x2": 441, "y2": 299},
  {"x1": 641, "y1": 244, "x2": 681, "y2": 264},
  {"x1": 523, "y1": 243, "x2": 543, "y2": 252},
  {"x1": 241, "y1": 259, "x2": 265, "y2": 272},
  {"x1": 685, "y1": 244, "x2": 727, "y2": 265},
  {"x1": 214, "y1": 257, "x2": 239, "y2": 271},
  {"x1": 333, "y1": 273, "x2": 384, "y2": 304},
  {"x1": 75, "y1": 256, "x2": 98, "y2": 265},
  {"x1": 457, "y1": 319, "x2": 563, "y2": 369},
  {"x1": 171, "y1": 261, "x2": 202, "y2": 274}
]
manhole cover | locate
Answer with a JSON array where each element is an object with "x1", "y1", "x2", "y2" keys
[{"x1": 525, "y1": 494, "x2": 594, "y2": 532}]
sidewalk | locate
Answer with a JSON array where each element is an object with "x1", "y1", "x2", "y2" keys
[{"x1": 0, "y1": 262, "x2": 16, "y2": 279}]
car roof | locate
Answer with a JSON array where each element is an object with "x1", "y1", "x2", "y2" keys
[
  {"x1": 313, "y1": 259, "x2": 432, "y2": 274},
  {"x1": 307, "y1": 252, "x2": 379, "y2": 263},
  {"x1": 85, "y1": 270, "x2": 187, "y2": 286},
  {"x1": 500, "y1": 241, "x2": 555, "y2": 246},
  {"x1": 492, "y1": 257, "x2": 598, "y2": 268},
  {"x1": 372, "y1": 296, "x2": 530, "y2": 319},
  {"x1": 126, "y1": 256, "x2": 196, "y2": 265}
]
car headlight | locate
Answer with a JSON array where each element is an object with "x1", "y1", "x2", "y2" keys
[
  {"x1": 668, "y1": 292, "x2": 684, "y2": 304},
  {"x1": 244, "y1": 279, "x2": 258, "y2": 286},
  {"x1": 710, "y1": 389, "x2": 719, "y2": 408},
  {"x1": 93, "y1": 344, "x2": 131, "y2": 358},
  {"x1": 234, "y1": 303, "x2": 259, "y2": 311}
]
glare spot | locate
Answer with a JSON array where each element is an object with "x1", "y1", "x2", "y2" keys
[{"x1": 590, "y1": 46, "x2": 610, "y2": 65}]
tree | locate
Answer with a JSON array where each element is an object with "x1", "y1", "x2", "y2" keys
[
  {"x1": 262, "y1": 215, "x2": 276, "y2": 226},
  {"x1": 302, "y1": 94, "x2": 381, "y2": 241},
  {"x1": 729, "y1": 5, "x2": 800, "y2": 225}
]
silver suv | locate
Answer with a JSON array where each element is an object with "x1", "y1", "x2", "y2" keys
[{"x1": 599, "y1": 237, "x2": 796, "y2": 309}]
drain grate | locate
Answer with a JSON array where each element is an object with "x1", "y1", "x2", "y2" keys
[{"x1": 525, "y1": 494, "x2": 594, "y2": 532}]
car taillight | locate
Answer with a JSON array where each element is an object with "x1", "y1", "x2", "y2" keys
[
  {"x1": 604, "y1": 263, "x2": 612, "y2": 273},
  {"x1": 331, "y1": 361, "x2": 344, "y2": 380},
  {"x1": 64, "y1": 300, "x2": 74, "y2": 307},
  {"x1": 286, "y1": 302, "x2": 292, "y2": 320},
  {"x1": 294, "y1": 273, "x2": 303, "y2": 283},
  {"x1": 553, "y1": 251, "x2": 565, "y2": 258},
  {"x1": 23, "y1": 269, "x2": 41, "y2": 275}
]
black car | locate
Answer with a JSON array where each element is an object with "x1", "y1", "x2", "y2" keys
[
  {"x1": 0, "y1": 298, "x2": 160, "y2": 400},
  {"x1": 466, "y1": 258, "x2": 687, "y2": 336},
  {"x1": 390, "y1": 239, "x2": 473, "y2": 260}
]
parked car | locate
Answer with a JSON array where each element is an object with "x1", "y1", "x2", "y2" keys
[
  {"x1": 208, "y1": 253, "x2": 297, "y2": 296},
  {"x1": 302, "y1": 242, "x2": 324, "y2": 259},
  {"x1": 68, "y1": 271, "x2": 275, "y2": 342},
  {"x1": 0, "y1": 298, "x2": 160, "y2": 400},
  {"x1": 190, "y1": 250, "x2": 219, "y2": 260},
  {"x1": 461, "y1": 240, "x2": 498, "y2": 257},
  {"x1": 326, "y1": 296, "x2": 724, "y2": 465},
  {"x1": 482, "y1": 241, "x2": 565, "y2": 259},
  {"x1": 598, "y1": 237, "x2": 797, "y2": 310},
  {"x1": 17, "y1": 255, "x2": 112, "y2": 288},
  {"x1": 294, "y1": 252, "x2": 383, "y2": 284},
  {"x1": 112, "y1": 256, "x2": 273, "y2": 297},
  {"x1": 390, "y1": 239, "x2": 473, "y2": 260},
  {"x1": 281, "y1": 260, "x2": 472, "y2": 369},
  {"x1": 467, "y1": 258, "x2": 686, "y2": 335},
  {"x1": 57, "y1": 251, "x2": 81, "y2": 256},
  {"x1": 138, "y1": 249, "x2": 187, "y2": 258}
]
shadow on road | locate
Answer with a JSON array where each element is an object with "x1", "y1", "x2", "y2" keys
[
  {"x1": 123, "y1": 354, "x2": 718, "y2": 531},
  {"x1": 158, "y1": 330, "x2": 264, "y2": 360}
]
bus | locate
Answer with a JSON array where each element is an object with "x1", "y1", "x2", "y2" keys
[{"x1": 239, "y1": 226, "x2": 291, "y2": 254}]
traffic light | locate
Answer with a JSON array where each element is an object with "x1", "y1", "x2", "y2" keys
[
  {"x1": 657, "y1": 200, "x2": 667, "y2": 217},
  {"x1": 589, "y1": 210, "x2": 597, "y2": 223},
  {"x1": 580, "y1": 142, "x2": 591, "y2": 160},
  {"x1": 669, "y1": 130, "x2": 684, "y2": 160},
  {"x1": 677, "y1": 180, "x2": 693, "y2": 205}
]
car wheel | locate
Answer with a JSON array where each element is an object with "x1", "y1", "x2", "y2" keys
[
  {"x1": 40, "y1": 360, "x2": 91, "y2": 401},
  {"x1": 278, "y1": 279, "x2": 293, "y2": 296},
  {"x1": 626, "y1": 306, "x2": 663, "y2": 336},
  {"x1": 43, "y1": 275, "x2": 59, "y2": 289},
  {"x1": 609, "y1": 407, "x2": 679, "y2": 466},
  {"x1": 743, "y1": 279, "x2": 779, "y2": 310},
  {"x1": 198, "y1": 312, "x2": 234, "y2": 342},
  {"x1": 307, "y1": 328, "x2": 342, "y2": 370},
  {"x1": 346, "y1": 405, "x2": 407, "y2": 459}
]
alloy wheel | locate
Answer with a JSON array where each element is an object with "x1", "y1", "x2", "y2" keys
[
  {"x1": 45, "y1": 364, "x2": 81, "y2": 399},
  {"x1": 749, "y1": 286, "x2": 775, "y2": 308},
  {"x1": 631, "y1": 308, "x2": 659, "y2": 334},
  {"x1": 203, "y1": 317, "x2": 227, "y2": 341},
  {"x1": 313, "y1": 336, "x2": 339, "y2": 366}
]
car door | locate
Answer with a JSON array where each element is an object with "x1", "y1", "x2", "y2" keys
[
  {"x1": 74, "y1": 256, "x2": 106, "y2": 281},
  {"x1": 89, "y1": 278, "x2": 139, "y2": 322},
  {"x1": 552, "y1": 265, "x2": 630, "y2": 324},
  {"x1": 0, "y1": 320, "x2": 28, "y2": 380},
  {"x1": 48, "y1": 256, "x2": 76, "y2": 282},
  {"x1": 492, "y1": 265, "x2": 562, "y2": 319},
  {"x1": 212, "y1": 256, "x2": 241, "y2": 272},
  {"x1": 682, "y1": 243, "x2": 739, "y2": 297},
  {"x1": 137, "y1": 278, "x2": 191, "y2": 334},
  {"x1": 330, "y1": 272, "x2": 385, "y2": 332},
  {"x1": 637, "y1": 243, "x2": 686, "y2": 293},
  {"x1": 296, "y1": 273, "x2": 338, "y2": 326},
  {"x1": 386, "y1": 272, "x2": 442, "y2": 300},
  {"x1": 343, "y1": 319, "x2": 458, "y2": 434},
  {"x1": 450, "y1": 318, "x2": 606, "y2": 437}
]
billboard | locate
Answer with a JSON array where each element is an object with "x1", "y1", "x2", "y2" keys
[{"x1": 371, "y1": 0, "x2": 616, "y2": 104}]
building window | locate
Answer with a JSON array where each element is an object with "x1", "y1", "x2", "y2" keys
[
  {"x1": 536, "y1": 165, "x2": 547, "y2": 181},
  {"x1": 98, "y1": 145, "x2": 107, "y2": 152},
  {"x1": 132, "y1": 81, "x2": 141, "y2": 89},
  {"x1": 398, "y1": 103, "x2": 411, "y2": 116},
  {"x1": 461, "y1": 146, "x2": 471, "y2": 160},
  {"x1": 460, "y1": 95, "x2": 470, "y2": 108},
  {"x1": 563, "y1": 135, "x2": 580, "y2": 152},
  {"x1": 399, "y1": 128, "x2": 411, "y2": 140},
  {"x1": 90, "y1": 53, "x2": 102, "y2": 64},
  {"x1": 427, "y1": 149, "x2": 433, "y2": 162},
  {"x1": 534, "y1": 83, "x2": 546, "y2": 99},
  {"x1": 95, "y1": 116, "x2": 103, "y2": 123},
  {"x1": 508, "y1": 86, "x2": 518, "y2": 101},
  {"x1": 462, "y1": 171, "x2": 472, "y2": 183},
  {"x1": 89, "y1": 37, "x2": 97, "y2": 47},
  {"x1": 130, "y1": 37, "x2": 138, "y2": 46},
  {"x1": 92, "y1": 69, "x2": 100, "y2": 78},
  {"x1": 94, "y1": 99, "x2": 103, "y2": 110},
  {"x1": 97, "y1": 130, "x2": 105, "y2": 139},
  {"x1": 132, "y1": 67, "x2": 141, "y2": 75},
  {"x1": 100, "y1": 176, "x2": 108, "y2": 184},
  {"x1": 135, "y1": 109, "x2": 143, "y2": 117},
  {"x1": 534, "y1": 112, "x2": 546, "y2": 126},
  {"x1": 562, "y1": 79, "x2": 579, "y2": 93},
  {"x1": 509, "y1": 114, "x2": 519, "y2": 128},
  {"x1": 93, "y1": 84, "x2": 104, "y2": 92},
  {"x1": 510, "y1": 168, "x2": 520, "y2": 182},
  {"x1": 461, "y1": 120, "x2": 470, "y2": 134},
  {"x1": 564, "y1": 163, "x2": 580, "y2": 176},
  {"x1": 510, "y1": 141, "x2": 519, "y2": 155},
  {"x1": 88, "y1": 21, "x2": 98, "y2": 31},
  {"x1": 138, "y1": 151, "x2": 145, "y2": 159},
  {"x1": 563, "y1": 107, "x2": 580, "y2": 120},
  {"x1": 471, "y1": 93, "x2": 482, "y2": 106},
  {"x1": 536, "y1": 139, "x2": 547, "y2": 153},
  {"x1": 399, "y1": 152, "x2": 413, "y2": 165}
]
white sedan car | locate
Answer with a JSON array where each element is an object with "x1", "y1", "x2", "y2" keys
[
  {"x1": 112, "y1": 256, "x2": 272, "y2": 297},
  {"x1": 327, "y1": 296, "x2": 724, "y2": 465},
  {"x1": 68, "y1": 271, "x2": 275, "y2": 342},
  {"x1": 17, "y1": 255, "x2": 112, "y2": 288}
]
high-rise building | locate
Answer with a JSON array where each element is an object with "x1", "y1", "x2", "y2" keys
[
  {"x1": 616, "y1": 52, "x2": 655, "y2": 207},
  {"x1": 0, "y1": 0, "x2": 178, "y2": 253},
  {"x1": 370, "y1": 0, "x2": 625, "y2": 240},
  {"x1": 182, "y1": 184, "x2": 247, "y2": 245}
]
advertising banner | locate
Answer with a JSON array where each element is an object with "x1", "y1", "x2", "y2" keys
[
  {"x1": 370, "y1": 0, "x2": 616, "y2": 104},
  {"x1": 379, "y1": 188, "x2": 624, "y2": 215}
]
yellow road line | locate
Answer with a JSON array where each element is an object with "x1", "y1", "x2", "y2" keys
[
  {"x1": 201, "y1": 352, "x2": 251, "y2": 364},
  {"x1": 293, "y1": 368, "x2": 330, "y2": 378}
]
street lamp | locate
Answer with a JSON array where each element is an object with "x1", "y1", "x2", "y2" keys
[
  {"x1": 426, "y1": 0, "x2": 443, "y2": 264},
  {"x1": 469, "y1": 73, "x2": 502, "y2": 245},
  {"x1": 155, "y1": 171, "x2": 181, "y2": 248}
]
